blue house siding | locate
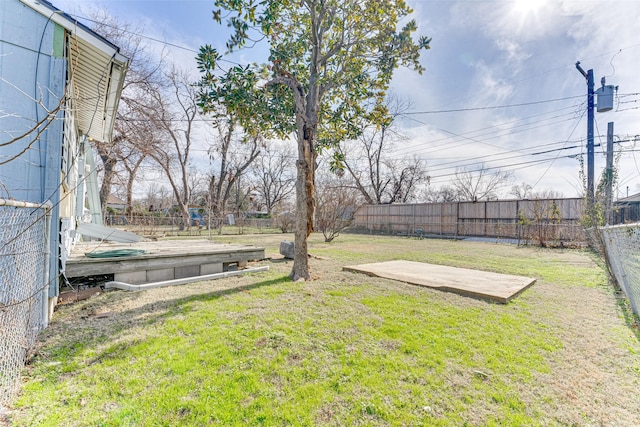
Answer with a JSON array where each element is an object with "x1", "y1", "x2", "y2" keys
[
  {"x1": 0, "y1": 0, "x2": 68, "y2": 297},
  {"x1": 43, "y1": 58, "x2": 65, "y2": 297},
  {"x1": 2, "y1": 0, "x2": 129, "y2": 308}
]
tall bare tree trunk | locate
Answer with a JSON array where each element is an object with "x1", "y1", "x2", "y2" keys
[
  {"x1": 124, "y1": 159, "x2": 143, "y2": 218},
  {"x1": 97, "y1": 144, "x2": 117, "y2": 217},
  {"x1": 292, "y1": 155, "x2": 310, "y2": 281},
  {"x1": 291, "y1": 123, "x2": 317, "y2": 281}
]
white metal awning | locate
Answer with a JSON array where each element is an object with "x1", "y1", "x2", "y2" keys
[
  {"x1": 19, "y1": 0, "x2": 129, "y2": 144},
  {"x1": 67, "y1": 34, "x2": 128, "y2": 144}
]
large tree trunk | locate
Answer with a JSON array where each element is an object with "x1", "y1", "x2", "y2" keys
[
  {"x1": 291, "y1": 159, "x2": 310, "y2": 281},
  {"x1": 124, "y1": 159, "x2": 143, "y2": 218},
  {"x1": 290, "y1": 125, "x2": 316, "y2": 281},
  {"x1": 267, "y1": 72, "x2": 318, "y2": 281},
  {"x1": 125, "y1": 174, "x2": 134, "y2": 218},
  {"x1": 97, "y1": 145, "x2": 117, "y2": 217}
]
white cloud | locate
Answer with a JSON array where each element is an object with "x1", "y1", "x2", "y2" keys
[
  {"x1": 472, "y1": 61, "x2": 515, "y2": 105},
  {"x1": 495, "y1": 38, "x2": 531, "y2": 63}
]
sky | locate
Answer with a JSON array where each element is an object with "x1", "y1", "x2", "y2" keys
[{"x1": 56, "y1": 0, "x2": 640, "y2": 200}]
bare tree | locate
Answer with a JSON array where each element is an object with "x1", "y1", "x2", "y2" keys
[
  {"x1": 187, "y1": 169, "x2": 210, "y2": 207},
  {"x1": 510, "y1": 182, "x2": 533, "y2": 199},
  {"x1": 89, "y1": 10, "x2": 167, "y2": 215},
  {"x1": 144, "y1": 183, "x2": 172, "y2": 212},
  {"x1": 387, "y1": 156, "x2": 429, "y2": 204},
  {"x1": 115, "y1": 110, "x2": 159, "y2": 215},
  {"x1": 250, "y1": 142, "x2": 295, "y2": 215},
  {"x1": 95, "y1": 139, "x2": 119, "y2": 214},
  {"x1": 338, "y1": 125, "x2": 392, "y2": 204},
  {"x1": 338, "y1": 96, "x2": 428, "y2": 204},
  {"x1": 206, "y1": 114, "x2": 261, "y2": 234},
  {"x1": 422, "y1": 185, "x2": 459, "y2": 203},
  {"x1": 146, "y1": 67, "x2": 200, "y2": 229},
  {"x1": 452, "y1": 165, "x2": 514, "y2": 201},
  {"x1": 511, "y1": 183, "x2": 563, "y2": 201},
  {"x1": 315, "y1": 171, "x2": 361, "y2": 242}
]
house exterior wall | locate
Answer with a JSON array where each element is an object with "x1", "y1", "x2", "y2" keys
[
  {"x1": 0, "y1": 0, "x2": 69, "y2": 297},
  {"x1": 611, "y1": 203, "x2": 640, "y2": 224}
]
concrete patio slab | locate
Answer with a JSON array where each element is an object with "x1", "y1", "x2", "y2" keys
[{"x1": 343, "y1": 260, "x2": 536, "y2": 303}]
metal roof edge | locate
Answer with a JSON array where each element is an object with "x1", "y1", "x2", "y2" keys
[
  {"x1": 102, "y1": 59, "x2": 129, "y2": 143},
  {"x1": 18, "y1": 0, "x2": 126, "y2": 62},
  {"x1": 615, "y1": 192, "x2": 640, "y2": 204}
]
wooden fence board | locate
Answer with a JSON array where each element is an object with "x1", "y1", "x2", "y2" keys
[{"x1": 353, "y1": 198, "x2": 585, "y2": 241}]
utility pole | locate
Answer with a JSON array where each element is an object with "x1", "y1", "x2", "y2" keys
[
  {"x1": 575, "y1": 62, "x2": 595, "y2": 210},
  {"x1": 605, "y1": 121, "x2": 614, "y2": 224}
]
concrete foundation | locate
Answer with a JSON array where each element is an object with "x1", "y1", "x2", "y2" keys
[
  {"x1": 115, "y1": 270, "x2": 147, "y2": 284},
  {"x1": 147, "y1": 268, "x2": 175, "y2": 282},
  {"x1": 175, "y1": 265, "x2": 200, "y2": 279},
  {"x1": 201, "y1": 262, "x2": 223, "y2": 275}
]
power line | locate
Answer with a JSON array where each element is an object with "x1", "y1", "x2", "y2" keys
[
  {"x1": 531, "y1": 110, "x2": 586, "y2": 188},
  {"x1": 424, "y1": 144, "x2": 582, "y2": 174},
  {"x1": 409, "y1": 137, "x2": 639, "y2": 187},
  {"x1": 393, "y1": 103, "x2": 583, "y2": 156},
  {"x1": 399, "y1": 112, "x2": 579, "y2": 158},
  {"x1": 426, "y1": 156, "x2": 576, "y2": 182},
  {"x1": 68, "y1": 13, "x2": 243, "y2": 68},
  {"x1": 402, "y1": 94, "x2": 584, "y2": 115},
  {"x1": 393, "y1": 93, "x2": 640, "y2": 161}
]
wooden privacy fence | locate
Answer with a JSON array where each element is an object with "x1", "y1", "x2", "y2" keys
[{"x1": 353, "y1": 198, "x2": 586, "y2": 243}]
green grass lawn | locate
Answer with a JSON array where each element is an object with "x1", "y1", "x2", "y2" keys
[{"x1": 11, "y1": 234, "x2": 640, "y2": 426}]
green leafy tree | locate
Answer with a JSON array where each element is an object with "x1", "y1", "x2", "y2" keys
[{"x1": 197, "y1": 0, "x2": 430, "y2": 280}]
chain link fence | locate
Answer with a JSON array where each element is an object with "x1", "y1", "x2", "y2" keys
[
  {"x1": 0, "y1": 200, "x2": 51, "y2": 406},
  {"x1": 599, "y1": 223, "x2": 640, "y2": 317},
  {"x1": 104, "y1": 214, "x2": 284, "y2": 236}
]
